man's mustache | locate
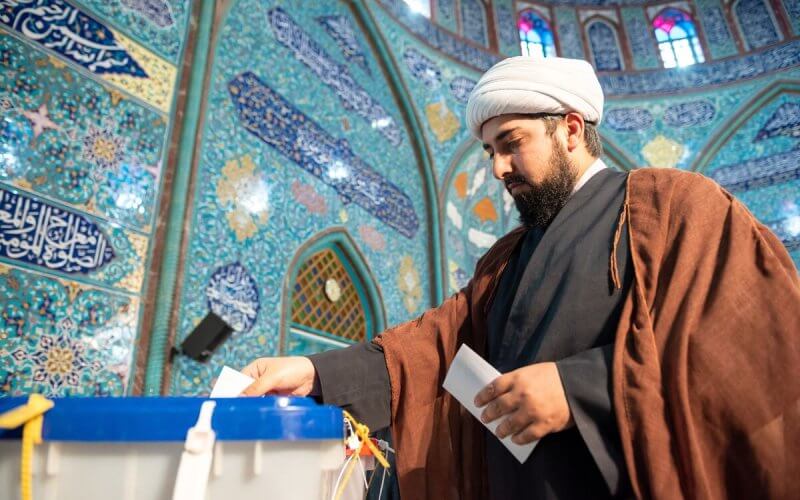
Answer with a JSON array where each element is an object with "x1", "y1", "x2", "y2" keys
[{"x1": 504, "y1": 175, "x2": 530, "y2": 191}]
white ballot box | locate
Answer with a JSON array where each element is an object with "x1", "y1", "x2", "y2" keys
[{"x1": 0, "y1": 396, "x2": 345, "y2": 500}]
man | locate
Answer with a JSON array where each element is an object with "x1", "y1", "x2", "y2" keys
[{"x1": 243, "y1": 57, "x2": 799, "y2": 499}]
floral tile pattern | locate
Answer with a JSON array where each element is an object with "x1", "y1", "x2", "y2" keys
[
  {"x1": 0, "y1": 34, "x2": 166, "y2": 230},
  {"x1": 0, "y1": 263, "x2": 139, "y2": 396},
  {"x1": 169, "y1": 0, "x2": 433, "y2": 395},
  {"x1": 0, "y1": 0, "x2": 187, "y2": 396}
]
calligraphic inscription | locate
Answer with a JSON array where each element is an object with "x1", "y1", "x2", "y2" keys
[
  {"x1": 206, "y1": 262, "x2": 259, "y2": 333},
  {"x1": 120, "y1": 0, "x2": 175, "y2": 28},
  {"x1": 755, "y1": 102, "x2": 800, "y2": 141},
  {"x1": 0, "y1": 0, "x2": 148, "y2": 78},
  {"x1": 229, "y1": 71, "x2": 420, "y2": 239},
  {"x1": 0, "y1": 187, "x2": 115, "y2": 273},
  {"x1": 268, "y1": 7, "x2": 401, "y2": 146},
  {"x1": 710, "y1": 148, "x2": 800, "y2": 192},
  {"x1": 605, "y1": 107, "x2": 654, "y2": 131},
  {"x1": 449, "y1": 77, "x2": 476, "y2": 104},
  {"x1": 663, "y1": 100, "x2": 716, "y2": 128},
  {"x1": 317, "y1": 15, "x2": 370, "y2": 75},
  {"x1": 403, "y1": 47, "x2": 441, "y2": 90}
]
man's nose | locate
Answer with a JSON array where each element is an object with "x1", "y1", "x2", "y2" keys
[{"x1": 492, "y1": 154, "x2": 512, "y2": 180}]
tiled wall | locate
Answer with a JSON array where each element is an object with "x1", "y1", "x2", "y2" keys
[
  {"x1": 2, "y1": 0, "x2": 798, "y2": 397},
  {"x1": 370, "y1": 1, "x2": 800, "y2": 293},
  {"x1": 168, "y1": 0, "x2": 435, "y2": 395},
  {"x1": 0, "y1": 0, "x2": 191, "y2": 396}
]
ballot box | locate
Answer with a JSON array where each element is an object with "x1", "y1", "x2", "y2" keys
[{"x1": 0, "y1": 396, "x2": 344, "y2": 500}]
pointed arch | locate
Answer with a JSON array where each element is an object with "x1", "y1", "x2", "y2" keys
[
  {"x1": 280, "y1": 228, "x2": 387, "y2": 355},
  {"x1": 690, "y1": 80, "x2": 800, "y2": 173},
  {"x1": 586, "y1": 18, "x2": 625, "y2": 71},
  {"x1": 732, "y1": 0, "x2": 781, "y2": 50}
]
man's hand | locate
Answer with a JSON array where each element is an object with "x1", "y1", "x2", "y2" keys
[
  {"x1": 240, "y1": 356, "x2": 317, "y2": 396},
  {"x1": 474, "y1": 362, "x2": 574, "y2": 444}
]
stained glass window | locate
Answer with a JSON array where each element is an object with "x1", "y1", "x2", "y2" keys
[
  {"x1": 518, "y1": 9, "x2": 556, "y2": 58},
  {"x1": 653, "y1": 8, "x2": 705, "y2": 68}
]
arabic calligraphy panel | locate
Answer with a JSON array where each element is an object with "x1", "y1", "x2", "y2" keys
[
  {"x1": 0, "y1": 185, "x2": 147, "y2": 292},
  {"x1": 0, "y1": 0, "x2": 177, "y2": 112}
]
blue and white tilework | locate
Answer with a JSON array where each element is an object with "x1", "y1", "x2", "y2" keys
[
  {"x1": 0, "y1": 187, "x2": 115, "y2": 274},
  {"x1": 733, "y1": 0, "x2": 781, "y2": 50},
  {"x1": 449, "y1": 76, "x2": 476, "y2": 104},
  {"x1": 228, "y1": 71, "x2": 419, "y2": 238},
  {"x1": 403, "y1": 47, "x2": 442, "y2": 90},
  {"x1": 0, "y1": 264, "x2": 139, "y2": 396},
  {"x1": 0, "y1": 0, "x2": 180, "y2": 112},
  {"x1": 601, "y1": 68, "x2": 800, "y2": 171},
  {"x1": 206, "y1": 262, "x2": 260, "y2": 333},
  {"x1": 554, "y1": 7, "x2": 586, "y2": 60},
  {"x1": 494, "y1": 1, "x2": 520, "y2": 56},
  {"x1": 317, "y1": 15, "x2": 372, "y2": 76},
  {"x1": 374, "y1": 0, "x2": 500, "y2": 71},
  {"x1": 0, "y1": 36, "x2": 165, "y2": 230},
  {"x1": 587, "y1": 21, "x2": 624, "y2": 71},
  {"x1": 169, "y1": 0, "x2": 433, "y2": 395},
  {"x1": 73, "y1": 0, "x2": 190, "y2": 63},
  {"x1": 370, "y1": 0, "x2": 482, "y2": 180},
  {"x1": 605, "y1": 107, "x2": 654, "y2": 131},
  {"x1": 599, "y1": 40, "x2": 800, "y2": 96},
  {"x1": 0, "y1": 0, "x2": 188, "y2": 396},
  {"x1": 0, "y1": 0, "x2": 146, "y2": 77},
  {"x1": 460, "y1": 0, "x2": 488, "y2": 46},
  {"x1": 755, "y1": 102, "x2": 800, "y2": 141},
  {"x1": 695, "y1": 0, "x2": 738, "y2": 59},
  {"x1": 663, "y1": 100, "x2": 716, "y2": 127},
  {"x1": 434, "y1": 0, "x2": 457, "y2": 34},
  {"x1": 268, "y1": 7, "x2": 401, "y2": 146},
  {"x1": 703, "y1": 93, "x2": 800, "y2": 263},
  {"x1": 783, "y1": 0, "x2": 800, "y2": 36},
  {"x1": 621, "y1": 7, "x2": 661, "y2": 70}
]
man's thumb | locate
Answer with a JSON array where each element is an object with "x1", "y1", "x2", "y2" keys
[{"x1": 241, "y1": 374, "x2": 275, "y2": 396}]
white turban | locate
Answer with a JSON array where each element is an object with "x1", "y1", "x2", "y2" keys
[{"x1": 466, "y1": 56, "x2": 604, "y2": 139}]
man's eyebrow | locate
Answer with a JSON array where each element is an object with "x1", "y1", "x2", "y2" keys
[{"x1": 482, "y1": 128, "x2": 518, "y2": 152}]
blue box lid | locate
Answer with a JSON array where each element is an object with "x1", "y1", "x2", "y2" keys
[{"x1": 0, "y1": 396, "x2": 343, "y2": 442}]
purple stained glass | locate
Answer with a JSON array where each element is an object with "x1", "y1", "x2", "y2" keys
[{"x1": 518, "y1": 9, "x2": 555, "y2": 57}]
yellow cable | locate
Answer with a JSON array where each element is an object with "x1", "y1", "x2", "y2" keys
[
  {"x1": 0, "y1": 394, "x2": 54, "y2": 500},
  {"x1": 342, "y1": 410, "x2": 390, "y2": 469},
  {"x1": 333, "y1": 411, "x2": 391, "y2": 500}
]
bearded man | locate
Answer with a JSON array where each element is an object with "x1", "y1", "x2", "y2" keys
[{"x1": 242, "y1": 57, "x2": 799, "y2": 499}]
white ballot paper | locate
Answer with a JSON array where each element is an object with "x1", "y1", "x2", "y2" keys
[
  {"x1": 210, "y1": 366, "x2": 255, "y2": 398},
  {"x1": 443, "y1": 345, "x2": 538, "y2": 463}
]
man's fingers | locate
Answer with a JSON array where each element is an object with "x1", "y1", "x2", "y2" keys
[
  {"x1": 241, "y1": 361, "x2": 260, "y2": 379},
  {"x1": 511, "y1": 423, "x2": 544, "y2": 445},
  {"x1": 480, "y1": 392, "x2": 516, "y2": 423},
  {"x1": 495, "y1": 410, "x2": 527, "y2": 439},
  {"x1": 474, "y1": 374, "x2": 513, "y2": 407},
  {"x1": 241, "y1": 373, "x2": 276, "y2": 396}
]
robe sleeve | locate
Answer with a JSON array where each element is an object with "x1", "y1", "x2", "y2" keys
[
  {"x1": 307, "y1": 342, "x2": 391, "y2": 431},
  {"x1": 556, "y1": 344, "x2": 626, "y2": 496}
]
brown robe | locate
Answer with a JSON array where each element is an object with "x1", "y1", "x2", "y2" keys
[{"x1": 373, "y1": 168, "x2": 800, "y2": 499}]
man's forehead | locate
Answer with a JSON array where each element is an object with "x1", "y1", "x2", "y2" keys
[{"x1": 481, "y1": 115, "x2": 543, "y2": 144}]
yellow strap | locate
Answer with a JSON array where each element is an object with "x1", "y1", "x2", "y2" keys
[
  {"x1": 0, "y1": 394, "x2": 54, "y2": 500},
  {"x1": 342, "y1": 410, "x2": 389, "y2": 469}
]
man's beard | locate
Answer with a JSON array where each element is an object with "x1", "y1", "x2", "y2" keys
[{"x1": 509, "y1": 143, "x2": 578, "y2": 229}]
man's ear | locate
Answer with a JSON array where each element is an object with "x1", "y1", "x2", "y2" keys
[{"x1": 563, "y1": 112, "x2": 585, "y2": 152}]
